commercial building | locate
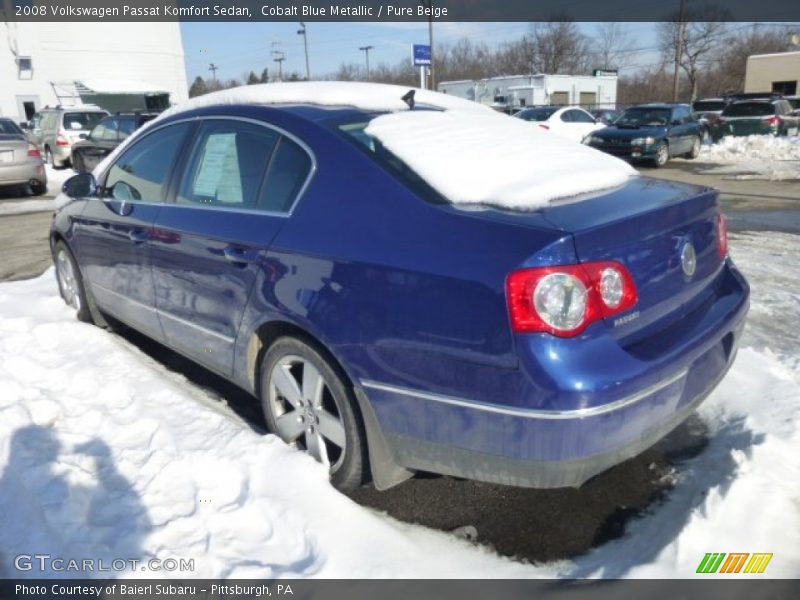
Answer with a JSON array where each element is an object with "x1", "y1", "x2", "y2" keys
[
  {"x1": 1, "y1": 20, "x2": 188, "y2": 123},
  {"x1": 438, "y1": 73, "x2": 619, "y2": 110},
  {"x1": 744, "y1": 51, "x2": 800, "y2": 96}
]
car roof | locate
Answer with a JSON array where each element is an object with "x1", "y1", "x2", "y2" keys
[{"x1": 635, "y1": 103, "x2": 684, "y2": 109}]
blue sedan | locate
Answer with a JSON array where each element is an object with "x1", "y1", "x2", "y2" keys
[{"x1": 51, "y1": 87, "x2": 749, "y2": 492}]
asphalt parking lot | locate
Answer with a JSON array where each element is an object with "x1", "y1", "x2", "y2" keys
[{"x1": 0, "y1": 160, "x2": 798, "y2": 564}]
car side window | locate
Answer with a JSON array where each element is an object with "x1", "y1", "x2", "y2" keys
[
  {"x1": 177, "y1": 120, "x2": 280, "y2": 209},
  {"x1": 118, "y1": 118, "x2": 137, "y2": 140},
  {"x1": 93, "y1": 118, "x2": 118, "y2": 142},
  {"x1": 559, "y1": 111, "x2": 573, "y2": 123},
  {"x1": 104, "y1": 122, "x2": 191, "y2": 203},
  {"x1": 571, "y1": 109, "x2": 596, "y2": 123},
  {"x1": 258, "y1": 136, "x2": 313, "y2": 213}
]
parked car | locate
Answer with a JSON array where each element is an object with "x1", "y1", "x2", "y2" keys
[
  {"x1": 24, "y1": 105, "x2": 109, "y2": 169},
  {"x1": 584, "y1": 103, "x2": 704, "y2": 167},
  {"x1": 515, "y1": 105, "x2": 604, "y2": 143},
  {"x1": 71, "y1": 113, "x2": 158, "y2": 173},
  {"x1": 591, "y1": 108, "x2": 620, "y2": 125},
  {"x1": 51, "y1": 84, "x2": 749, "y2": 493},
  {"x1": 712, "y1": 98, "x2": 800, "y2": 139},
  {"x1": 0, "y1": 118, "x2": 46, "y2": 195},
  {"x1": 691, "y1": 98, "x2": 730, "y2": 141}
]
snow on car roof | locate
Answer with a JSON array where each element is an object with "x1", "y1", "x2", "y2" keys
[
  {"x1": 95, "y1": 82, "x2": 636, "y2": 208},
  {"x1": 365, "y1": 107, "x2": 637, "y2": 209}
]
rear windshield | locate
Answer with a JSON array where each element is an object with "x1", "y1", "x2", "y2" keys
[
  {"x1": 692, "y1": 101, "x2": 726, "y2": 112},
  {"x1": 515, "y1": 107, "x2": 558, "y2": 122},
  {"x1": 336, "y1": 120, "x2": 447, "y2": 205},
  {"x1": 0, "y1": 119, "x2": 23, "y2": 135},
  {"x1": 722, "y1": 102, "x2": 775, "y2": 117},
  {"x1": 63, "y1": 112, "x2": 106, "y2": 131}
]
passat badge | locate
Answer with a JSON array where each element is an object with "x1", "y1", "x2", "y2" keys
[{"x1": 681, "y1": 241, "x2": 697, "y2": 277}]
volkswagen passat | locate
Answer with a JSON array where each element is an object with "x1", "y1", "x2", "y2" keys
[{"x1": 51, "y1": 83, "x2": 749, "y2": 492}]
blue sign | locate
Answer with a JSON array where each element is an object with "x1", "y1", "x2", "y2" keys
[{"x1": 413, "y1": 44, "x2": 431, "y2": 67}]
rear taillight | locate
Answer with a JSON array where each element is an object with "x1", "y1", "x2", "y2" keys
[
  {"x1": 56, "y1": 132, "x2": 69, "y2": 147},
  {"x1": 506, "y1": 261, "x2": 638, "y2": 337},
  {"x1": 717, "y1": 213, "x2": 729, "y2": 258},
  {"x1": 27, "y1": 143, "x2": 41, "y2": 158},
  {"x1": 763, "y1": 116, "x2": 780, "y2": 127}
]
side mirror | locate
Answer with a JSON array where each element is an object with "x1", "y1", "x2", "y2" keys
[{"x1": 62, "y1": 172, "x2": 97, "y2": 198}]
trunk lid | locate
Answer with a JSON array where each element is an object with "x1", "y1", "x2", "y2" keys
[
  {"x1": 536, "y1": 177, "x2": 723, "y2": 343},
  {"x1": 0, "y1": 135, "x2": 31, "y2": 165}
]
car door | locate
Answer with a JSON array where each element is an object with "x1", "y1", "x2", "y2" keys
[
  {"x1": 151, "y1": 117, "x2": 314, "y2": 376},
  {"x1": 74, "y1": 121, "x2": 194, "y2": 339},
  {"x1": 669, "y1": 106, "x2": 693, "y2": 154}
]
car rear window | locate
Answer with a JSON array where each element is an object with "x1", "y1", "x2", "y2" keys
[
  {"x1": 63, "y1": 112, "x2": 106, "y2": 131},
  {"x1": 692, "y1": 101, "x2": 727, "y2": 112},
  {"x1": 722, "y1": 102, "x2": 775, "y2": 117},
  {"x1": 337, "y1": 121, "x2": 448, "y2": 205},
  {"x1": 0, "y1": 119, "x2": 23, "y2": 135},
  {"x1": 515, "y1": 108, "x2": 558, "y2": 122}
]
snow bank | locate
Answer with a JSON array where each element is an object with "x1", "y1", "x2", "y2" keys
[
  {"x1": 94, "y1": 82, "x2": 636, "y2": 209},
  {"x1": 699, "y1": 135, "x2": 800, "y2": 180},
  {"x1": 0, "y1": 232, "x2": 798, "y2": 578},
  {"x1": 366, "y1": 109, "x2": 636, "y2": 208}
]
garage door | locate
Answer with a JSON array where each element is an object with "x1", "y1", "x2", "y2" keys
[
  {"x1": 579, "y1": 92, "x2": 597, "y2": 109},
  {"x1": 551, "y1": 91, "x2": 569, "y2": 106}
]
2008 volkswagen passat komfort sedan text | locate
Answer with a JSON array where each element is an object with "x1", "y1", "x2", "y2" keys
[{"x1": 51, "y1": 83, "x2": 749, "y2": 492}]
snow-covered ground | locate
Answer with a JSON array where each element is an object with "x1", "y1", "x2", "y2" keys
[
  {"x1": 0, "y1": 165, "x2": 74, "y2": 216},
  {"x1": 0, "y1": 232, "x2": 798, "y2": 579},
  {"x1": 698, "y1": 135, "x2": 800, "y2": 181}
]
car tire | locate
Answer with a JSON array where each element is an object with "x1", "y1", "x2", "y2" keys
[
  {"x1": 685, "y1": 136, "x2": 702, "y2": 159},
  {"x1": 652, "y1": 142, "x2": 669, "y2": 168},
  {"x1": 260, "y1": 336, "x2": 368, "y2": 492},
  {"x1": 53, "y1": 241, "x2": 93, "y2": 323}
]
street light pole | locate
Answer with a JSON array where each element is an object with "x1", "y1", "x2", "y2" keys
[
  {"x1": 208, "y1": 63, "x2": 218, "y2": 81},
  {"x1": 297, "y1": 22, "x2": 311, "y2": 80},
  {"x1": 359, "y1": 45, "x2": 374, "y2": 81}
]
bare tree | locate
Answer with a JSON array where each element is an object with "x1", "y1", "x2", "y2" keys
[
  {"x1": 592, "y1": 23, "x2": 635, "y2": 71},
  {"x1": 659, "y1": 7, "x2": 730, "y2": 101},
  {"x1": 528, "y1": 21, "x2": 592, "y2": 75}
]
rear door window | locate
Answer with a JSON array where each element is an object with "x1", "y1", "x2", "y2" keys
[
  {"x1": 63, "y1": 112, "x2": 106, "y2": 131},
  {"x1": 104, "y1": 122, "x2": 191, "y2": 203},
  {"x1": 723, "y1": 102, "x2": 775, "y2": 117},
  {"x1": 92, "y1": 118, "x2": 118, "y2": 142},
  {"x1": 569, "y1": 109, "x2": 596, "y2": 123},
  {"x1": 258, "y1": 137, "x2": 313, "y2": 213},
  {"x1": 177, "y1": 120, "x2": 279, "y2": 209}
]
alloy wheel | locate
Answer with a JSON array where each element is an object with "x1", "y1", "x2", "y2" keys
[
  {"x1": 56, "y1": 249, "x2": 81, "y2": 313},
  {"x1": 268, "y1": 355, "x2": 347, "y2": 472}
]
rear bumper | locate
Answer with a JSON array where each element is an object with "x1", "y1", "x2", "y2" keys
[
  {"x1": 362, "y1": 261, "x2": 749, "y2": 488},
  {"x1": 0, "y1": 161, "x2": 46, "y2": 186}
]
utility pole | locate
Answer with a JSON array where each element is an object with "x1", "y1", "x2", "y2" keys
[
  {"x1": 271, "y1": 42, "x2": 285, "y2": 82},
  {"x1": 208, "y1": 63, "x2": 218, "y2": 81},
  {"x1": 419, "y1": 0, "x2": 435, "y2": 90},
  {"x1": 297, "y1": 22, "x2": 311, "y2": 80},
  {"x1": 672, "y1": 0, "x2": 686, "y2": 102},
  {"x1": 359, "y1": 45, "x2": 374, "y2": 81}
]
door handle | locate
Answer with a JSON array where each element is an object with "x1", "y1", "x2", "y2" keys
[
  {"x1": 128, "y1": 228, "x2": 149, "y2": 243},
  {"x1": 223, "y1": 245, "x2": 259, "y2": 264}
]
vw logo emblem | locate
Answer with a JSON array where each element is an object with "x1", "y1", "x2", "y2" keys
[{"x1": 681, "y1": 241, "x2": 697, "y2": 277}]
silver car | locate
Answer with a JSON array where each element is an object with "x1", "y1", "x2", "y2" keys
[
  {"x1": 0, "y1": 118, "x2": 46, "y2": 195},
  {"x1": 26, "y1": 106, "x2": 108, "y2": 169}
]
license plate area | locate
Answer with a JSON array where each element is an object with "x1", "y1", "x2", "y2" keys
[{"x1": 0, "y1": 150, "x2": 13, "y2": 163}]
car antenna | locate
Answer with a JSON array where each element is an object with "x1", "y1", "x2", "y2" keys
[{"x1": 402, "y1": 90, "x2": 415, "y2": 110}]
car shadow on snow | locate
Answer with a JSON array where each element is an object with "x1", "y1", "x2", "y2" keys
[
  {"x1": 0, "y1": 425, "x2": 152, "y2": 577},
  {"x1": 107, "y1": 320, "x2": 760, "y2": 571}
]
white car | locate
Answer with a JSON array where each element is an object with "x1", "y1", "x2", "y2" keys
[{"x1": 515, "y1": 106, "x2": 605, "y2": 143}]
